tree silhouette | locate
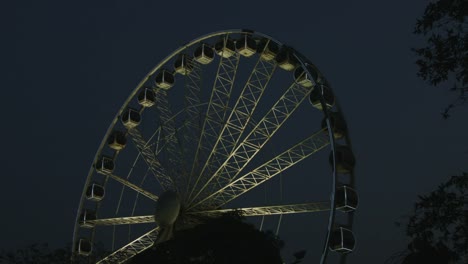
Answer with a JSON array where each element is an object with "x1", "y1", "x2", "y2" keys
[
  {"x1": 413, "y1": 0, "x2": 467, "y2": 118},
  {"x1": 387, "y1": 173, "x2": 468, "y2": 263},
  {"x1": 131, "y1": 212, "x2": 285, "y2": 264}
]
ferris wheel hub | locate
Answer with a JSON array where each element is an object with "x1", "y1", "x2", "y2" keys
[{"x1": 154, "y1": 190, "x2": 181, "y2": 227}]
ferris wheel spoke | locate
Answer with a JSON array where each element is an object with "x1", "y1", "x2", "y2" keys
[
  {"x1": 190, "y1": 51, "x2": 277, "y2": 205},
  {"x1": 189, "y1": 82, "x2": 313, "y2": 207},
  {"x1": 105, "y1": 173, "x2": 159, "y2": 202},
  {"x1": 190, "y1": 128, "x2": 329, "y2": 209},
  {"x1": 89, "y1": 215, "x2": 155, "y2": 226},
  {"x1": 96, "y1": 227, "x2": 160, "y2": 264},
  {"x1": 188, "y1": 48, "x2": 241, "y2": 198},
  {"x1": 128, "y1": 128, "x2": 175, "y2": 191},
  {"x1": 189, "y1": 202, "x2": 330, "y2": 218},
  {"x1": 153, "y1": 89, "x2": 185, "y2": 172}
]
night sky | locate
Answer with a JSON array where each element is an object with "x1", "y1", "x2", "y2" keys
[{"x1": 3, "y1": 0, "x2": 468, "y2": 263}]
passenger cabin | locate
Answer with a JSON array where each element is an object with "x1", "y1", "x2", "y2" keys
[
  {"x1": 236, "y1": 35, "x2": 257, "y2": 57},
  {"x1": 86, "y1": 183, "x2": 105, "y2": 201},
  {"x1": 329, "y1": 227, "x2": 355, "y2": 253},
  {"x1": 309, "y1": 85, "x2": 335, "y2": 110},
  {"x1": 194, "y1": 43, "x2": 214, "y2": 65},
  {"x1": 138, "y1": 87, "x2": 156, "y2": 107},
  {"x1": 121, "y1": 108, "x2": 141, "y2": 129},
  {"x1": 329, "y1": 145, "x2": 356, "y2": 174},
  {"x1": 155, "y1": 70, "x2": 175, "y2": 90},
  {"x1": 77, "y1": 238, "x2": 92, "y2": 256},
  {"x1": 321, "y1": 112, "x2": 347, "y2": 139},
  {"x1": 336, "y1": 185, "x2": 358, "y2": 212},
  {"x1": 107, "y1": 130, "x2": 127, "y2": 150},
  {"x1": 79, "y1": 209, "x2": 97, "y2": 228},
  {"x1": 294, "y1": 65, "x2": 319, "y2": 88},
  {"x1": 215, "y1": 37, "x2": 236, "y2": 58},
  {"x1": 275, "y1": 47, "x2": 297, "y2": 71},
  {"x1": 95, "y1": 156, "x2": 114, "y2": 174},
  {"x1": 257, "y1": 39, "x2": 279, "y2": 61},
  {"x1": 174, "y1": 54, "x2": 193, "y2": 75}
]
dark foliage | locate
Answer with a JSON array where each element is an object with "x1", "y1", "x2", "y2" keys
[
  {"x1": 131, "y1": 212, "x2": 284, "y2": 264},
  {"x1": 0, "y1": 243, "x2": 72, "y2": 264},
  {"x1": 413, "y1": 0, "x2": 467, "y2": 118},
  {"x1": 387, "y1": 173, "x2": 468, "y2": 263}
]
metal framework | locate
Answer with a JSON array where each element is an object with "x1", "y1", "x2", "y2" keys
[{"x1": 73, "y1": 29, "x2": 356, "y2": 264}]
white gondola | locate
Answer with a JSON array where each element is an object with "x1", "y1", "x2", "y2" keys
[
  {"x1": 321, "y1": 112, "x2": 347, "y2": 139},
  {"x1": 155, "y1": 70, "x2": 175, "y2": 90},
  {"x1": 95, "y1": 156, "x2": 114, "y2": 174},
  {"x1": 77, "y1": 238, "x2": 93, "y2": 256},
  {"x1": 236, "y1": 35, "x2": 257, "y2": 57},
  {"x1": 294, "y1": 64, "x2": 319, "y2": 88},
  {"x1": 336, "y1": 186, "x2": 358, "y2": 212},
  {"x1": 329, "y1": 227, "x2": 355, "y2": 253},
  {"x1": 79, "y1": 209, "x2": 97, "y2": 228},
  {"x1": 121, "y1": 108, "x2": 141, "y2": 129},
  {"x1": 174, "y1": 54, "x2": 193, "y2": 75},
  {"x1": 275, "y1": 47, "x2": 297, "y2": 71},
  {"x1": 329, "y1": 145, "x2": 356, "y2": 174},
  {"x1": 309, "y1": 85, "x2": 335, "y2": 110},
  {"x1": 257, "y1": 39, "x2": 279, "y2": 61},
  {"x1": 138, "y1": 87, "x2": 156, "y2": 107},
  {"x1": 215, "y1": 37, "x2": 236, "y2": 58},
  {"x1": 107, "y1": 130, "x2": 127, "y2": 150},
  {"x1": 193, "y1": 43, "x2": 214, "y2": 65},
  {"x1": 86, "y1": 183, "x2": 105, "y2": 201}
]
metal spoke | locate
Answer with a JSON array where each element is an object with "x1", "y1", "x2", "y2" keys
[
  {"x1": 128, "y1": 128, "x2": 174, "y2": 191},
  {"x1": 189, "y1": 50, "x2": 277, "y2": 204},
  {"x1": 189, "y1": 82, "x2": 313, "y2": 207},
  {"x1": 188, "y1": 202, "x2": 330, "y2": 217},
  {"x1": 190, "y1": 128, "x2": 329, "y2": 209},
  {"x1": 89, "y1": 215, "x2": 155, "y2": 226},
  {"x1": 106, "y1": 173, "x2": 159, "y2": 202},
  {"x1": 153, "y1": 89, "x2": 184, "y2": 172},
  {"x1": 96, "y1": 227, "x2": 159, "y2": 264},
  {"x1": 188, "y1": 48, "x2": 240, "y2": 197}
]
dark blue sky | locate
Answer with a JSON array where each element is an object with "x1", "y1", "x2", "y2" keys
[{"x1": 2, "y1": 0, "x2": 468, "y2": 263}]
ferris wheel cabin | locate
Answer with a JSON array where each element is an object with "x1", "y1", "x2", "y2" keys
[
  {"x1": 85, "y1": 183, "x2": 105, "y2": 202},
  {"x1": 107, "y1": 130, "x2": 127, "y2": 151},
  {"x1": 95, "y1": 156, "x2": 114, "y2": 174},
  {"x1": 329, "y1": 145, "x2": 356, "y2": 174},
  {"x1": 257, "y1": 39, "x2": 279, "y2": 61},
  {"x1": 321, "y1": 112, "x2": 347, "y2": 139},
  {"x1": 215, "y1": 37, "x2": 236, "y2": 58},
  {"x1": 121, "y1": 108, "x2": 141, "y2": 129},
  {"x1": 174, "y1": 54, "x2": 194, "y2": 75},
  {"x1": 336, "y1": 186, "x2": 358, "y2": 212},
  {"x1": 329, "y1": 227, "x2": 356, "y2": 253},
  {"x1": 76, "y1": 238, "x2": 93, "y2": 256},
  {"x1": 236, "y1": 35, "x2": 257, "y2": 57},
  {"x1": 309, "y1": 85, "x2": 335, "y2": 110},
  {"x1": 275, "y1": 47, "x2": 298, "y2": 71},
  {"x1": 138, "y1": 87, "x2": 156, "y2": 108},
  {"x1": 194, "y1": 43, "x2": 214, "y2": 64},
  {"x1": 155, "y1": 70, "x2": 175, "y2": 90},
  {"x1": 78, "y1": 209, "x2": 97, "y2": 228},
  {"x1": 294, "y1": 65, "x2": 319, "y2": 88}
]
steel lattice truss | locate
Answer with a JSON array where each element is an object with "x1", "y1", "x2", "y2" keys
[
  {"x1": 189, "y1": 83, "x2": 313, "y2": 209},
  {"x1": 195, "y1": 129, "x2": 330, "y2": 208},
  {"x1": 190, "y1": 52, "x2": 277, "y2": 204},
  {"x1": 88, "y1": 202, "x2": 331, "y2": 226},
  {"x1": 188, "y1": 52, "x2": 240, "y2": 195},
  {"x1": 128, "y1": 128, "x2": 174, "y2": 191},
  {"x1": 96, "y1": 227, "x2": 159, "y2": 264}
]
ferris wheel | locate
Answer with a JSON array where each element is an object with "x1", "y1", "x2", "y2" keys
[{"x1": 72, "y1": 29, "x2": 358, "y2": 264}]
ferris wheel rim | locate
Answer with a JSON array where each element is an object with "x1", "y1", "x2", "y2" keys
[{"x1": 72, "y1": 29, "x2": 356, "y2": 263}]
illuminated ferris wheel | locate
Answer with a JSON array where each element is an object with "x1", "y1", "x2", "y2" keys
[{"x1": 72, "y1": 29, "x2": 358, "y2": 264}]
